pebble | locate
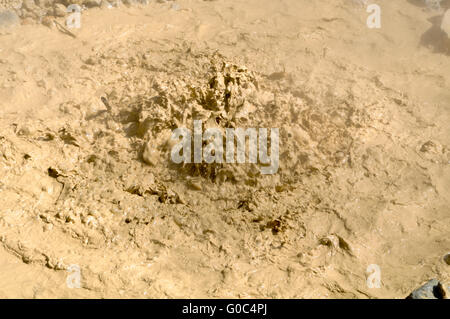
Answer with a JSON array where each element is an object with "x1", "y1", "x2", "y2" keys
[
  {"x1": 41, "y1": 15, "x2": 53, "y2": 28},
  {"x1": 188, "y1": 178, "x2": 203, "y2": 191},
  {"x1": 0, "y1": 10, "x2": 20, "y2": 28},
  {"x1": 444, "y1": 253, "x2": 450, "y2": 265},
  {"x1": 53, "y1": 3, "x2": 67, "y2": 17},
  {"x1": 22, "y1": 0, "x2": 37, "y2": 11}
]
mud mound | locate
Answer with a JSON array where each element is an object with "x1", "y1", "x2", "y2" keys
[
  {"x1": 1, "y1": 39, "x2": 449, "y2": 297},
  {"x1": 1, "y1": 0, "x2": 449, "y2": 298}
]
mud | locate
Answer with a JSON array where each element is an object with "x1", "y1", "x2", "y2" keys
[{"x1": 0, "y1": 0, "x2": 449, "y2": 298}]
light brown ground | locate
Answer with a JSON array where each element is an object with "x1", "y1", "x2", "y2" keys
[{"x1": 0, "y1": 0, "x2": 449, "y2": 298}]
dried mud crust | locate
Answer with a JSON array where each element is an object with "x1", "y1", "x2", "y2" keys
[{"x1": 0, "y1": 37, "x2": 449, "y2": 297}]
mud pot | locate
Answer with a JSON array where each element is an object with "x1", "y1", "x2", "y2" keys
[{"x1": 0, "y1": 0, "x2": 449, "y2": 298}]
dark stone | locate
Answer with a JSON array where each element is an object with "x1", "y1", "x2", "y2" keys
[{"x1": 406, "y1": 279, "x2": 448, "y2": 299}]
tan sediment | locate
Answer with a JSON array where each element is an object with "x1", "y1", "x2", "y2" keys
[{"x1": 0, "y1": 0, "x2": 449, "y2": 298}]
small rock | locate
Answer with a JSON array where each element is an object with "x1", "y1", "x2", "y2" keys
[
  {"x1": 84, "y1": 57, "x2": 96, "y2": 65},
  {"x1": 444, "y1": 253, "x2": 450, "y2": 265},
  {"x1": 41, "y1": 15, "x2": 53, "y2": 28},
  {"x1": 22, "y1": 0, "x2": 37, "y2": 11},
  {"x1": 0, "y1": 10, "x2": 20, "y2": 28},
  {"x1": 22, "y1": 0, "x2": 46, "y2": 19},
  {"x1": 16, "y1": 125, "x2": 31, "y2": 136},
  {"x1": 420, "y1": 140, "x2": 442, "y2": 154},
  {"x1": 53, "y1": 3, "x2": 66, "y2": 17},
  {"x1": 407, "y1": 279, "x2": 448, "y2": 299},
  {"x1": 188, "y1": 178, "x2": 203, "y2": 191},
  {"x1": 319, "y1": 235, "x2": 339, "y2": 248}
]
